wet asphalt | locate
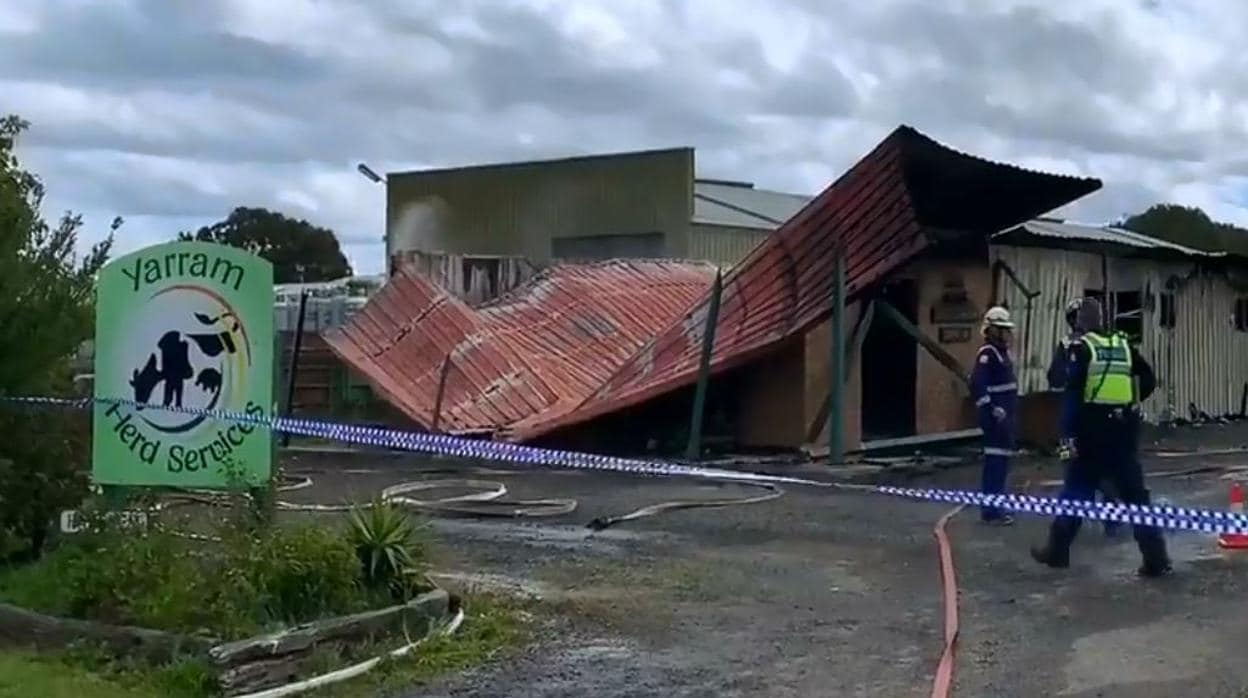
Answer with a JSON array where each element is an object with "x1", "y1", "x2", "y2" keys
[{"x1": 280, "y1": 423, "x2": 1248, "y2": 698}]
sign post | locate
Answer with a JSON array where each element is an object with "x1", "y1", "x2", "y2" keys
[{"x1": 92, "y1": 241, "x2": 274, "y2": 489}]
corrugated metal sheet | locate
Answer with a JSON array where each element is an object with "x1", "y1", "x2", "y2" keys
[
  {"x1": 512, "y1": 125, "x2": 1102, "y2": 440},
  {"x1": 991, "y1": 243, "x2": 1248, "y2": 422},
  {"x1": 997, "y1": 220, "x2": 1221, "y2": 257},
  {"x1": 688, "y1": 223, "x2": 771, "y2": 268},
  {"x1": 322, "y1": 259, "x2": 716, "y2": 434},
  {"x1": 692, "y1": 180, "x2": 813, "y2": 229}
]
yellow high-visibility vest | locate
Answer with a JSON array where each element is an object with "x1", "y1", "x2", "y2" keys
[{"x1": 1081, "y1": 332, "x2": 1134, "y2": 405}]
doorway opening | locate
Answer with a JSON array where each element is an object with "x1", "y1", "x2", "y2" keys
[{"x1": 861, "y1": 279, "x2": 919, "y2": 440}]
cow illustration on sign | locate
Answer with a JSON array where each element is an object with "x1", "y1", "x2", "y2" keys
[{"x1": 130, "y1": 312, "x2": 238, "y2": 409}]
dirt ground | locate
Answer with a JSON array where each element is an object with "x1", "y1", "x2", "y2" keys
[{"x1": 280, "y1": 420, "x2": 1248, "y2": 698}]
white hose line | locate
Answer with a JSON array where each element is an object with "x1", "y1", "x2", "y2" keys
[
  {"x1": 275, "y1": 478, "x2": 579, "y2": 518},
  {"x1": 233, "y1": 606, "x2": 466, "y2": 698}
]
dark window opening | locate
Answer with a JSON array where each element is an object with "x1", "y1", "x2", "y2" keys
[
  {"x1": 1236, "y1": 298, "x2": 1248, "y2": 333},
  {"x1": 861, "y1": 279, "x2": 918, "y2": 441},
  {"x1": 1158, "y1": 292, "x2": 1176, "y2": 330},
  {"x1": 1113, "y1": 291, "x2": 1142, "y2": 343}
]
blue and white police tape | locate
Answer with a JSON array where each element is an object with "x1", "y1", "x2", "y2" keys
[
  {"x1": 878, "y1": 486, "x2": 1248, "y2": 534},
  {"x1": 0, "y1": 395, "x2": 816, "y2": 486},
  {"x1": 4, "y1": 394, "x2": 1247, "y2": 536}
]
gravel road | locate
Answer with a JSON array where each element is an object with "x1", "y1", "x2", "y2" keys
[{"x1": 280, "y1": 422, "x2": 1248, "y2": 697}]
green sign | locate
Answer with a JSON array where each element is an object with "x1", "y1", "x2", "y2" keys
[{"x1": 92, "y1": 241, "x2": 274, "y2": 488}]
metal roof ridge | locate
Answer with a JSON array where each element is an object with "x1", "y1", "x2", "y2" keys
[
  {"x1": 693, "y1": 191, "x2": 785, "y2": 226},
  {"x1": 387, "y1": 146, "x2": 693, "y2": 179},
  {"x1": 1005, "y1": 219, "x2": 1221, "y2": 257}
]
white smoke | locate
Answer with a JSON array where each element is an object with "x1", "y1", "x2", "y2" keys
[{"x1": 391, "y1": 198, "x2": 449, "y2": 256}]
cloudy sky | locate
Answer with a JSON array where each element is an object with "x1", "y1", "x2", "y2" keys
[{"x1": 3, "y1": 0, "x2": 1245, "y2": 274}]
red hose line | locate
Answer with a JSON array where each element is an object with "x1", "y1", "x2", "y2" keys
[{"x1": 930, "y1": 504, "x2": 965, "y2": 698}]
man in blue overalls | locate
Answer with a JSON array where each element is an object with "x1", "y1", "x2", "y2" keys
[
  {"x1": 1031, "y1": 297, "x2": 1172, "y2": 577},
  {"x1": 970, "y1": 306, "x2": 1018, "y2": 525},
  {"x1": 1046, "y1": 298, "x2": 1121, "y2": 538}
]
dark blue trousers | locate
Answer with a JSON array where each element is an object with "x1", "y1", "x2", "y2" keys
[
  {"x1": 980, "y1": 452, "x2": 1010, "y2": 521},
  {"x1": 1045, "y1": 410, "x2": 1168, "y2": 567}
]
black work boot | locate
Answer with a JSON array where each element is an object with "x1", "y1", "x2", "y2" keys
[
  {"x1": 1030, "y1": 544, "x2": 1070, "y2": 569},
  {"x1": 1136, "y1": 530, "x2": 1172, "y2": 579},
  {"x1": 1138, "y1": 559, "x2": 1174, "y2": 578}
]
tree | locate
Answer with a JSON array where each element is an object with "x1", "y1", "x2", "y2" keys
[
  {"x1": 0, "y1": 114, "x2": 115, "y2": 559},
  {"x1": 1118, "y1": 203, "x2": 1248, "y2": 257},
  {"x1": 178, "y1": 207, "x2": 353, "y2": 283}
]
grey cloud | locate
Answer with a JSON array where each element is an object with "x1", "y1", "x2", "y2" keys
[
  {"x1": 848, "y1": 4, "x2": 1224, "y2": 161},
  {"x1": 0, "y1": 3, "x2": 326, "y2": 87},
  {"x1": 1063, "y1": 179, "x2": 1167, "y2": 225},
  {"x1": 8, "y1": 0, "x2": 1248, "y2": 271}
]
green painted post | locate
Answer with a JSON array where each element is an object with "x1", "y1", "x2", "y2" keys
[
  {"x1": 828, "y1": 248, "x2": 847, "y2": 465},
  {"x1": 685, "y1": 269, "x2": 723, "y2": 461}
]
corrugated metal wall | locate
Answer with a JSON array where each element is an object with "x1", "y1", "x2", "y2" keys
[
  {"x1": 393, "y1": 250, "x2": 537, "y2": 305},
  {"x1": 991, "y1": 244, "x2": 1248, "y2": 422},
  {"x1": 386, "y1": 149, "x2": 694, "y2": 264},
  {"x1": 1157, "y1": 272, "x2": 1248, "y2": 419},
  {"x1": 688, "y1": 223, "x2": 770, "y2": 267},
  {"x1": 991, "y1": 246, "x2": 1103, "y2": 394}
]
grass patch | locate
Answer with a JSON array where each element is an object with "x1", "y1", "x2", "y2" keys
[
  {"x1": 0, "y1": 651, "x2": 213, "y2": 698},
  {"x1": 0, "y1": 653, "x2": 152, "y2": 698}
]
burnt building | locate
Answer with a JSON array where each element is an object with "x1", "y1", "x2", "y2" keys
[{"x1": 329, "y1": 125, "x2": 1108, "y2": 455}]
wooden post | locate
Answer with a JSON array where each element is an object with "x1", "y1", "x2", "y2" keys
[
  {"x1": 430, "y1": 354, "x2": 452, "y2": 433},
  {"x1": 280, "y1": 290, "x2": 309, "y2": 448},
  {"x1": 685, "y1": 269, "x2": 723, "y2": 461},
  {"x1": 828, "y1": 249, "x2": 847, "y2": 465}
]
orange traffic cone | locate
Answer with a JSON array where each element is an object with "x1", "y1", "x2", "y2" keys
[{"x1": 1217, "y1": 481, "x2": 1248, "y2": 550}]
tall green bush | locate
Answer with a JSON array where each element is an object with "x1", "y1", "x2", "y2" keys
[{"x1": 0, "y1": 115, "x2": 116, "y2": 560}]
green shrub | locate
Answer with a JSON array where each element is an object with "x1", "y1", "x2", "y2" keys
[
  {"x1": 0, "y1": 407, "x2": 92, "y2": 562},
  {"x1": 0, "y1": 115, "x2": 114, "y2": 562},
  {"x1": 0, "y1": 519, "x2": 377, "y2": 637},
  {"x1": 1, "y1": 527, "x2": 255, "y2": 634},
  {"x1": 347, "y1": 500, "x2": 429, "y2": 599},
  {"x1": 228, "y1": 524, "x2": 364, "y2": 625}
]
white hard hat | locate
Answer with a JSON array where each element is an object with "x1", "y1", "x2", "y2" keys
[{"x1": 983, "y1": 306, "x2": 1015, "y2": 328}]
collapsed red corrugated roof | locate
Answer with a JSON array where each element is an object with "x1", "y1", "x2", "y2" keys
[
  {"x1": 322, "y1": 259, "x2": 716, "y2": 433},
  {"x1": 508, "y1": 125, "x2": 1101, "y2": 440}
]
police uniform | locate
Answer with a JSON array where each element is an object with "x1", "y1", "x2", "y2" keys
[
  {"x1": 1032, "y1": 330, "x2": 1172, "y2": 577},
  {"x1": 970, "y1": 335, "x2": 1017, "y2": 523},
  {"x1": 1049, "y1": 328, "x2": 1122, "y2": 537}
]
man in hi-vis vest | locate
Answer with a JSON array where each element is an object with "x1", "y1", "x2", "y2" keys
[
  {"x1": 1031, "y1": 297, "x2": 1172, "y2": 578},
  {"x1": 1046, "y1": 297, "x2": 1122, "y2": 538}
]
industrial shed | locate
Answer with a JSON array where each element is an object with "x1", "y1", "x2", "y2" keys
[
  {"x1": 383, "y1": 147, "x2": 808, "y2": 270},
  {"x1": 991, "y1": 219, "x2": 1248, "y2": 432}
]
